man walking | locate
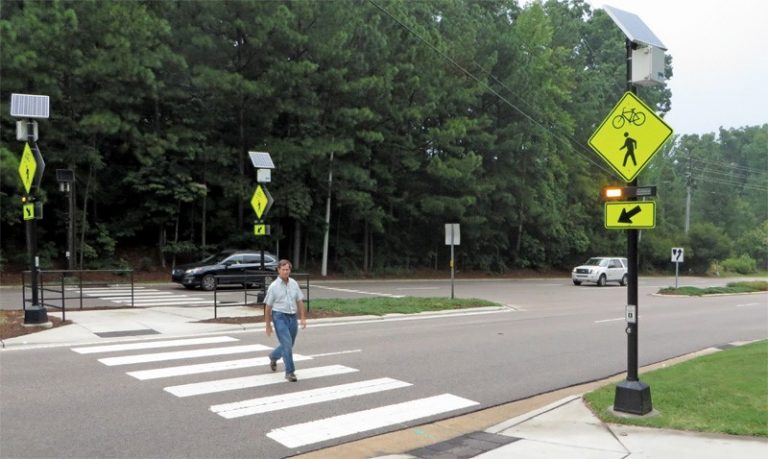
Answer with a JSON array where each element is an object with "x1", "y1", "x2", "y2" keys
[
  {"x1": 265, "y1": 259, "x2": 306, "y2": 382},
  {"x1": 620, "y1": 131, "x2": 638, "y2": 167}
]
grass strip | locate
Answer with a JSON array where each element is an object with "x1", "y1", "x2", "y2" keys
[
  {"x1": 307, "y1": 296, "x2": 498, "y2": 316},
  {"x1": 584, "y1": 340, "x2": 768, "y2": 436},
  {"x1": 659, "y1": 281, "x2": 768, "y2": 296}
]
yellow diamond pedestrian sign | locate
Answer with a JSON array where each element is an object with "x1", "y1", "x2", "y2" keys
[
  {"x1": 250, "y1": 184, "x2": 273, "y2": 220},
  {"x1": 18, "y1": 143, "x2": 37, "y2": 194},
  {"x1": 605, "y1": 201, "x2": 655, "y2": 229},
  {"x1": 589, "y1": 92, "x2": 673, "y2": 182}
]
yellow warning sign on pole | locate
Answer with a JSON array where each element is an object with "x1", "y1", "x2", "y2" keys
[
  {"x1": 589, "y1": 92, "x2": 673, "y2": 183},
  {"x1": 604, "y1": 201, "x2": 656, "y2": 229}
]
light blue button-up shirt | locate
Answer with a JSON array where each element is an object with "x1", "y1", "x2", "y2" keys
[{"x1": 264, "y1": 277, "x2": 303, "y2": 314}]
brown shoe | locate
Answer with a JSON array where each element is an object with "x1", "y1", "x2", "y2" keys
[
  {"x1": 285, "y1": 373, "x2": 297, "y2": 382},
  {"x1": 269, "y1": 359, "x2": 277, "y2": 372}
]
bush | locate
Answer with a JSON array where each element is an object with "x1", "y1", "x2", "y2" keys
[
  {"x1": 721, "y1": 254, "x2": 757, "y2": 274},
  {"x1": 688, "y1": 223, "x2": 732, "y2": 274}
]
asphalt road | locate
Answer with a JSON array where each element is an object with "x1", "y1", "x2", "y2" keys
[{"x1": 1, "y1": 277, "x2": 766, "y2": 457}]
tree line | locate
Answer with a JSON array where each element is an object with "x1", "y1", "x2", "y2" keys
[{"x1": 1, "y1": 0, "x2": 766, "y2": 275}]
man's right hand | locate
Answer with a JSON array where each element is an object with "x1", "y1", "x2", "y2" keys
[{"x1": 265, "y1": 323, "x2": 272, "y2": 337}]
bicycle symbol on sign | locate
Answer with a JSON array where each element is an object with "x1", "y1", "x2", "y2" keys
[{"x1": 612, "y1": 107, "x2": 646, "y2": 129}]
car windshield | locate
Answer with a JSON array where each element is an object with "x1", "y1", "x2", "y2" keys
[{"x1": 584, "y1": 258, "x2": 607, "y2": 266}]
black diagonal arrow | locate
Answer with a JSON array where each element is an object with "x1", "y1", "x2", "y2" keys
[{"x1": 618, "y1": 205, "x2": 642, "y2": 223}]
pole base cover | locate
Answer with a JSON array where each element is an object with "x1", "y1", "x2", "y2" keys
[
  {"x1": 24, "y1": 306, "x2": 48, "y2": 325},
  {"x1": 613, "y1": 379, "x2": 652, "y2": 415}
]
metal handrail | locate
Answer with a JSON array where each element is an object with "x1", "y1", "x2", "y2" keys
[
  {"x1": 212, "y1": 272, "x2": 310, "y2": 318},
  {"x1": 21, "y1": 269, "x2": 135, "y2": 320}
]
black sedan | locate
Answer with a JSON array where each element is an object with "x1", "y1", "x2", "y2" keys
[{"x1": 171, "y1": 250, "x2": 278, "y2": 291}]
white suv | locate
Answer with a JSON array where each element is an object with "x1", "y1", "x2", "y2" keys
[{"x1": 571, "y1": 257, "x2": 628, "y2": 286}]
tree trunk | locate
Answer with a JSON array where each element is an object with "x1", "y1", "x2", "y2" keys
[
  {"x1": 78, "y1": 164, "x2": 93, "y2": 269},
  {"x1": 201, "y1": 178, "x2": 207, "y2": 249},
  {"x1": 363, "y1": 221, "x2": 369, "y2": 273},
  {"x1": 292, "y1": 220, "x2": 301, "y2": 269}
]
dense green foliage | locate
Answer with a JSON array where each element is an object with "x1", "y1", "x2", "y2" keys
[{"x1": 1, "y1": 0, "x2": 766, "y2": 274}]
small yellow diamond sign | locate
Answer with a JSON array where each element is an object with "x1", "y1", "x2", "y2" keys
[
  {"x1": 18, "y1": 143, "x2": 37, "y2": 194},
  {"x1": 250, "y1": 184, "x2": 273, "y2": 220},
  {"x1": 589, "y1": 92, "x2": 673, "y2": 182},
  {"x1": 604, "y1": 201, "x2": 656, "y2": 229}
]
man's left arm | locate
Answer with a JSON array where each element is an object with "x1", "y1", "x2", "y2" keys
[{"x1": 298, "y1": 298, "x2": 306, "y2": 329}]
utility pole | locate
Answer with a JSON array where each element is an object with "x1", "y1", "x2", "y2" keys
[
  {"x1": 685, "y1": 148, "x2": 692, "y2": 234},
  {"x1": 321, "y1": 151, "x2": 333, "y2": 277}
]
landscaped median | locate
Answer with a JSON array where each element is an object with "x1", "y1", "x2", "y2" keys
[
  {"x1": 307, "y1": 296, "x2": 499, "y2": 316},
  {"x1": 658, "y1": 280, "x2": 768, "y2": 296},
  {"x1": 584, "y1": 339, "x2": 768, "y2": 437}
]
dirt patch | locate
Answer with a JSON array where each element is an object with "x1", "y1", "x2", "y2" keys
[{"x1": 0, "y1": 310, "x2": 70, "y2": 340}]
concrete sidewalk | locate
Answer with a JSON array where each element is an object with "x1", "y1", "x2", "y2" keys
[{"x1": 2, "y1": 307, "x2": 766, "y2": 459}]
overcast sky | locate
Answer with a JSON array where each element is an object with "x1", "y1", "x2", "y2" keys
[{"x1": 586, "y1": 0, "x2": 767, "y2": 136}]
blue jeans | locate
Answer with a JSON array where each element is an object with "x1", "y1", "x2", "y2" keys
[{"x1": 269, "y1": 311, "x2": 298, "y2": 375}]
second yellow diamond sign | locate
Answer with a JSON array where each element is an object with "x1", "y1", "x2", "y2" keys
[
  {"x1": 250, "y1": 184, "x2": 274, "y2": 220},
  {"x1": 605, "y1": 201, "x2": 655, "y2": 229},
  {"x1": 589, "y1": 92, "x2": 672, "y2": 183}
]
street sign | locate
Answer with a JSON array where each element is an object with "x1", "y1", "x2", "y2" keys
[
  {"x1": 253, "y1": 223, "x2": 269, "y2": 236},
  {"x1": 23, "y1": 203, "x2": 35, "y2": 220},
  {"x1": 671, "y1": 247, "x2": 684, "y2": 263},
  {"x1": 444, "y1": 223, "x2": 460, "y2": 245},
  {"x1": 604, "y1": 201, "x2": 656, "y2": 229},
  {"x1": 250, "y1": 184, "x2": 273, "y2": 220},
  {"x1": 589, "y1": 92, "x2": 673, "y2": 182},
  {"x1": 18, "y1": 143, "x2": 37, "y2": 194}
]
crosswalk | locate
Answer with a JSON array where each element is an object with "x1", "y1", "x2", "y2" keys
[
  {"x1": 67, "y1": 286, "x2": 219, "y2": 307},
  {"x1": 70, "y1": 336, "x2": 478, "y2": 449}
]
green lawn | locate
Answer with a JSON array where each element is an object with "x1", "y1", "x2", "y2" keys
[
  {"x1": 307, "y1": 296, "x2": 498, "y2": 315},
  {"x1": 584, "y1": 340, "x2": 768, "y2": 436}
]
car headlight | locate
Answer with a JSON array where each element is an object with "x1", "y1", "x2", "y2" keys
[{"x1": 186, "y1": 267, "x2": 203, "y2": 275}]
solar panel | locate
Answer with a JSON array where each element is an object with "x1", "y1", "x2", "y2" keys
[
  {"x1": 248, "y1": 151, "x2": 275, "y2": 169},
  {"x1": 603, "y1": 5, "x2": 667, "y2": 50},
  {"x1": 10, "y1": 94, "x2": 50, "y2": 119}
]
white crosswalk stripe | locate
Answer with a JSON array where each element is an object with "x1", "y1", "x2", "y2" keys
[
  {"x1": 266, "y1": 394, "x2": 479, "y2": 448},
  {"x1": 126, "y1": 355, "x2": 312, "y2": 380},
  {"x1": 211, "y1": 377, "x2": 411, "y2": 418},
  {"x1": 66, "y1": 286, "x2": 214, "y2": 306},
  {"x1": 72, "y1": 336, "x2": 239, "y2": 354},
  {"x1": 165, "y1": 364, "x2": 358, "y2": 397},
  {"x1": 71, "y1": 336, "x2": 478, "y2": 450},
  {"x1": 98, "y1": 344, "x2": 271, "y2": 366}
]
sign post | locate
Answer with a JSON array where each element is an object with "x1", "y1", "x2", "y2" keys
[
  {"x1": 591, "y1": 6, "x2": 672, "y2": 416},
  {"x1": 11, "y1": 93, "x2": 50, "y2": 325},
  {"x1": 445, "y1": 223, "x2": 460, "y2": 299},
  {"x1": 248, "y1": 152, "x2": 275, "y2": 278},
  {"x1": 671, "y1": 247, "x2": 684, "y2": 288}
]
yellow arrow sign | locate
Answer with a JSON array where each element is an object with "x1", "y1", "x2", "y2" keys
[
  {"x1": 253, "y1": 224, "x2": 267, "y2": 236},
  {"x1": 23, "y1": 203, "x2": 35, "y2": 220},
  {"x1": 605, "y1": 201, "x2": 656, "y2": 229},
  {"x1": 18, "y1": 143, "x2": 37, "y2": 194},
  {"x1": 589, "y1": 92, "x2": 673, "y2": 183}
]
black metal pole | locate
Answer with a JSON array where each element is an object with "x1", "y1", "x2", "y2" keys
[
  {"x1": 68, "y1": 176, "x2": 76, "y2": 270},
  {"x1": 23, "y1": 126, "x2": 47, "y2": 325},
  {"x1": 613, "y1": 39, "x2": 652, "y2": 415}
]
